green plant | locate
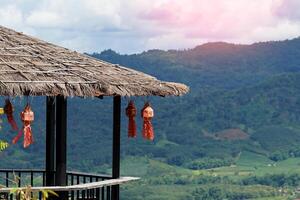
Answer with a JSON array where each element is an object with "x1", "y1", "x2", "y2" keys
[
  {"x1": 0, "y1": 140, "x2": 8, "y2": 152},
  {"x1": 10, "y1": 186, "x2": 58, "y2": 200},
  {"x1": 7, "y1": 173, "x2": 58, "y2": 200}
]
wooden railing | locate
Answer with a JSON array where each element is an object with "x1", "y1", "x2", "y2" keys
[
  {"x1": 0, "y1": 169, "x2": 139, "y2": 200},
  {"x1": 0, "y1": 169, "x2": 46, "y2": 188},
  {"x1": 66, "y1": 171, "x2": 120, "y2": 200}
]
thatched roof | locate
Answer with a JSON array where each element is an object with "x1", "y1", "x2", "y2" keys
[{"x1": 0, "y1": 26, "x2": 189, "y2": 97}]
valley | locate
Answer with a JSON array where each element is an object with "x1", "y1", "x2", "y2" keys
[{"x1": 1, "y1": 38, "x2": 300, "y2": 199}]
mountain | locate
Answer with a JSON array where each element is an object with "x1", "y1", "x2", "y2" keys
[
  {"x1": 92, "y1": 38, "x2": 300, "y2": 90},
  {"x1": 1, "y1": 38, "x2": 300, "y2": 199}
]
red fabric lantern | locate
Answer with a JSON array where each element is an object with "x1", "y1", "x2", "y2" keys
[
  {"x1": 13, "y1": 104, "x2": 34, "y2": 148},
  {"x1": 126, "y1": 100, "x2": 137, "y2": 138},
  {"x1": 4, "y1": 99, "x2": 18, "y2": 131},
  {"x1": 141, "y1": 102, "x2": 154, "y2": 140}
]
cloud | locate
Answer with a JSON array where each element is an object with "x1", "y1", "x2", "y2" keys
[
  {"x1": 136, "y1": 0, "x2": 280, "y2": 39},
  {"x1": 274, "y1": 0, "x2": 300, "y2": 21},
  {"x1": 0, "y1": 0, "x2": 299, "y2": 53},
  {"x1": 26, "y1": 11, "x2": 65, "y2": 28},
  {"x1": 0, "y1": 5, "x2": 23, "y2": 29}
]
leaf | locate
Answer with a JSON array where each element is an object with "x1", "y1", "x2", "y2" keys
[
  {"x1": 45, "y1": 190, "x2": 59, "y2": 197},
  {"x1": 41, "y1": 190, "x2": 48, "y2": 199},
  {"x1": 0, "y1": 140, "x2": 8, "y2": 152},
  {"x1": 9, "y1": 188, "x2": 18, "y2": 194}
]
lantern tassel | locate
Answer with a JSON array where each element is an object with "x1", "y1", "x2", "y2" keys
[
  {"x1": 128, "y1": 117, "x2": 137, "y2": 138},
  {"x1": 141, "y1": 102, "x2": 154, "y2": 141},
  {"x1": 4, "y1": 99, "x2": 18, "y2": 131},
  {"x1": 7, "y1": 115, "x2": 18, "y2": 131},
  {"x1": 13, "y1": 104, "x2": 34, "y2": 148},
  {"x1": 13, "y1": 123, "x2": 34, "y2": 148},
  {"x1": 142, "y1": 119, "x2": 154, "y2": 140},
  {"x1": 23, "y1": 123, "x2": 33, "y2": 148},
  {"x1": 126, "y1": 100, "x2": 137, "y2": 138},
  {"x1": 12, "y1": 129, "x2": 23, "y2": 144}
]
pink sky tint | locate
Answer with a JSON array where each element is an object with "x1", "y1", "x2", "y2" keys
[
  {"x1": 275, "y1": 0, "x2": 300, "y2": 20},
  {"x1": 0, "y1": 0, "x2": 300, "y2": 53},
  {"x1": 138, "y1": 0, "x2": 285, "y2": 40}
]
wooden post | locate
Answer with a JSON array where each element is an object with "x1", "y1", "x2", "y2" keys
[
  {"x1": 46, "y1": 97, "x2": 55, "y2": 186},
  {"x1": 112, "y1": 96, "x2": 121, "y2": 200},
  {"x1": 55, "y1": 96, "x2": 68, "y2": 200}
]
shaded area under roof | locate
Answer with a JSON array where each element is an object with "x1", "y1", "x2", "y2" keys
[{"x1": 0, "y1": 26, "x2": 189, "y2": 97}]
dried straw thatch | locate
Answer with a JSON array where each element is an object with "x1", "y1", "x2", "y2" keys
[{"x1": 0, "y1": 26, "x2": 189, "y2": 97}]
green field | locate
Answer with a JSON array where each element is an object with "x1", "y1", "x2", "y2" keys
[
  {"x1": 119, "y1": 152, "x2": 300, "y2": 200},
  {"x1": 208, "y1": 151, "x2": 300, "y2": 177}
]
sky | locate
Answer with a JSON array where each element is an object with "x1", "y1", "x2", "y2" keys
[{"x1": 0, "y1": 0, "x2": 300, "y2": 54}]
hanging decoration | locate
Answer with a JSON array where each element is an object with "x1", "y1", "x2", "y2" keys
[
  {"x1": 4, "y1": 99, "x2": 18, "y2": 131},
  {"x1": 0, "y1": 108, "x2": 4, "y2": 131},
  {"x1": 126, "y1": 100, "x2": 137, "y2": 138},
  {"x1": 141, "y1": 102, "x2": 154, "y2": 140},
  {"x1": 13, "y1": 104, "x2": 34, "y2": 148}
]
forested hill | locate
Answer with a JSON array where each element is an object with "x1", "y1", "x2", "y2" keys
[
  {"x1": 91, "y1": 38, "x2": 300, "y2": 90},
  {"x1": 87, "y1": 38, "x2": 300, "y2": 167}
]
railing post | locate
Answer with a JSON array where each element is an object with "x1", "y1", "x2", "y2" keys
[
  {"x1": 112, "y1": 96, "x2": 121, "y2": 200},
  {"x1": 46, "y1": 96, "x2": 55, "y2": 186},
  {"x1": 55, "y1": 96, "x2": 68, "y2": 200}
]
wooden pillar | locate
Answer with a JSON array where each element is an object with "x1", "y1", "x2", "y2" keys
[
  {"x1": 46, "y1": 97, "x2": 56, "y2": 186},
  {"x1": 55, "y1": 96, "x2": 68, "y2": 199},
  {"x1": 112, "y1": 96, "x2": 121, "y2": 200}
]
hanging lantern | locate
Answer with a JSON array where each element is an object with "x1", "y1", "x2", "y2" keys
[
  {"x1": 126, "y1": 100, "x2": 137, "y2": 138},
  {"x1": 4, "y1": 99, "x2": 18, "y2": 131},
  {"x1": 13, "y1": 104, "x2": 34, "y2": 148},
  {"x1": 141, "y1": 102, "x2": 154, "y2": 140}
]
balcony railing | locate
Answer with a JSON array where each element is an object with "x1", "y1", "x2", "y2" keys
[{"x1": 0, "y1": 169, "x2": 139, "y2": 200}]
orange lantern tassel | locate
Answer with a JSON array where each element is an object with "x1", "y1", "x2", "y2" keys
[
  {"x1": 141, "y1": 102, "x2": 154, "y2": 140},
  {"x1": 23, "y1": 122, "x2": 33, "y2": 148},
  {"x1": 12, "y1": 131, "x2": 22, "y2": 145},
  {"x1": 126, "y1": 100, "x2": 137, "y2": 138},
  {"x1": 4, "y1": 99, "x2": 18, "y2": 131},
  {"x1": 13, "y1": 104, "x2": 34, "y2": 148}
]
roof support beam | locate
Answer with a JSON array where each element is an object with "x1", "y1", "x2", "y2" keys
[
  {"x1": 55, "y1": 96, "x2": 68, "y2": 200},
  {"x1": 112, "y1": 96, "x2": 121, "y2": 200},
  {"x1": 46, "y1": 97, "x2": 56, "y2": 186}
]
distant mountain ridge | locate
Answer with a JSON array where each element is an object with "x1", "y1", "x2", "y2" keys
[
  {"x1": 91, "y1": 37, "x2": 300, "y2": 90},
  {"x1": 94, "y1": 37, "x2": 300, "y2": 71}
]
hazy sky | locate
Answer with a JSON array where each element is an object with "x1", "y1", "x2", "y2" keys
[{"x1": 1, "y1": 0, "x2": 300, "y2": 53}]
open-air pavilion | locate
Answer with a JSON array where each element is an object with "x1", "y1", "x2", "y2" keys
[{"x1": 0, "y1": 26, "x2": 189, "y2": 200}]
